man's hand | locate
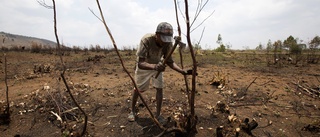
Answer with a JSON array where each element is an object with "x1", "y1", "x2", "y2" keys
[
  {"x1": 174, "y1": 36, "x2": 181, "y2": 42},
  {"x1": 154, "y1": 62, "x2": 166, "y2": 72},
  {"x1": 182, "y1": 69, "x2": 197, "y2": 75}
]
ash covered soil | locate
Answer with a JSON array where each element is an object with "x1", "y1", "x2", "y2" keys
[{"x1": 1, "y1": 51, "x2": 320, "y2": 137}]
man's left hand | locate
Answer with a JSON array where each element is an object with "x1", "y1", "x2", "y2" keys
[
  {"x1": 182, "y1": 69, "x2": 197, "y2": 75},
  {"x1": 174, "y1": 36, "x2": 181, "y2": 42}
]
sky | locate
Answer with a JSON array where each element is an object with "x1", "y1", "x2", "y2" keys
[{"x1": 1, "y1": 0, "x2": 319, "y2": 50}]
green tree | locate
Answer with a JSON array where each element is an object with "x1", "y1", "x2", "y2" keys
[
  {"x1": 216, "y1": 34, "x2": 222, "y2": 45},
  {"x1": 273, "y1": 40, "x2": 282, "y2": 63},
  {"x1": 266, "y1": 39, "x2": 273, "y2": 52},
  {"x1": 273, "y1": 40, "x2": 282, "y2": 52},
  {"x1": 73, "y1": 45, "x2": 81, "y2": 54},
  {"x1": 215, "y1": 44, "x2": 226, "y2": 52},
  {"x1": 283, "y1": 36, "x2": 305, "y2": 64},
  {"x1": 307, "y1": 36, "x2": 320, "y2": 63},
  {"x1": 309, "y1": 35, "x2": 320, "y2": 49},
  {"x1": 283, "y1": 35, "x2": 297, "y2": 49},
  {"x1": 225, "y1": 42, "x2": 232, "y2": 49},
  {"x1": 95, "y1": 44, "x2": 101, "y2": 52},
  {"x1": 290, "y1": 44, "x2": 303, "y2": 54},
  {"x1": 215, "y1": 34, "x2": 225, "y2": 52},
  {"x1": 256, "y1": 43, "x2": 264, "y2": 50}
]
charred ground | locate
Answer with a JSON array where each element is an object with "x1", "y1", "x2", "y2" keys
[{"x1": 0, "y1": 50, "x2": 320, "y2": 137}]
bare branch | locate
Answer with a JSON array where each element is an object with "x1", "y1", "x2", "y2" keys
[
  {"x1": 177, "y1": 1, "x2": 186, "y2": 24},
  {"x1": 155, "y1": 127, "x2": 184, "y2": 137},
  {"x1": 4, "y1": 53, "x2": 10, "y2": 117},
  {"x1": 50, "y1": 111, "x2": 62, "y2": 124},
  {"x1": 190, "y1": 0, "x2": 210, "y2": 28},
  {"x1": 192, "y1": 0, "x2": 202, "y2": 27},
  {"x1": 177, "y1": 0, "x2": 214, "y2": 44},
  {"x1": 190, "y1": 10, "x2": 214, "y2": 33},
  {"x1": 315, "y1": 76, "x2": 320, "y2": 83},
  {"x1": 174, "y1": 0, "x2": 182, "y2": 37},
  {"x1": 196, "y1": 27, "x2": 205, "y2": 45},
  {"x1": 60, "y1": 74, "x2": 88, "y2": 135},
  {"x1": 184, "y1": 0, "x2": 197, "y2": 118},
  {"x1": 51, "y1": 0, "x2": 63, "y2": 68},
  {"x1": 93, "y1": 0, "x2": 164, "y2": 130},
  {"x1": 246, "y1": 77, "x2": 258, "y2": 92},
  {"x1": 88, "y1": 8, "x2": 103, "y2": 23},
  {"x1": 50, "y1": 0, "x2": 88, "y2": 135},
  {"x1": 175, "y1": 0, "x2": 190, "y2": 105},
  {"x1": 37, "y1": 0, "x2": 53, "y2": 9}
]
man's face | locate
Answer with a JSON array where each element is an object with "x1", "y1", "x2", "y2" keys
[{"x1": 156, "y1": 34, "x2": 165, "y2": 46}]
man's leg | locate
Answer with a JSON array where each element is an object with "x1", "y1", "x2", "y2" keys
[
  {"x1": 156, "y1": 88, "x2": 163, "y2": 117},
  {"x1": 131, "y1": 89, "x2": 139, "y2": 115},
  {"x1": 128, "y1": 89, "x2": 139, "y2": 122}
]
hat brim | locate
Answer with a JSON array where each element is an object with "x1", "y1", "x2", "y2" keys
[{"x1": 160, "y1": 35, "x2": 173, "y2": 43}]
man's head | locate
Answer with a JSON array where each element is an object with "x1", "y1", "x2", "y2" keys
[{"x1": 156, "y1": 22, "x2": 173, "y2": 43}]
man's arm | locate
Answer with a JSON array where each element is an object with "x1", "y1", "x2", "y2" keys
[
  {"x1": 137, "y1": 58, "x2": 156, "y2": 70},
  {"x1": 137, "y1": 57, "x2": 186, "y2": 74},
  {"x1": 137, "y1": 57, "x2": 165, "y2": 72},
  {"x1": 167, "y1": 62, "x2": 185, "y2": 74}
]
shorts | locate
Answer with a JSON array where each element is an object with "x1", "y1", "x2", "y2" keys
[{"x1": 135, "y1": 67, "x2": 163, "y2": 92}]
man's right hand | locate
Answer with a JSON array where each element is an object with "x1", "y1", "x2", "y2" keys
[{"x1": 154, "y1": 62, "x2": 166, "y2": 72}]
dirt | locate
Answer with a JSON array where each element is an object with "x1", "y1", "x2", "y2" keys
[{"x1": 0, "y1": 51, "x2": 320, "y2": 137}]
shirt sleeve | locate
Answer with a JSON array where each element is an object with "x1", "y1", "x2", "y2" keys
[{"x1": 136, "y1": 38, "x2": 149, "y2": 59}]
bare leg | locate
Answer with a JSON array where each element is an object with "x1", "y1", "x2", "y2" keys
[
  {"x1": 131, "y1": 89, "x2": 139, "y2": 115},
  {"x1": 156, "y1": 88, "x2": 163, "y2": 117},
  {"x1": 128, "y1": 89, "x2": 140, "y2": 122}
]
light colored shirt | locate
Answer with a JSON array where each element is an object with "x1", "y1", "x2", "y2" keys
[{"x1": 136, "y1": 33, "x2": 174, "y2": 64}]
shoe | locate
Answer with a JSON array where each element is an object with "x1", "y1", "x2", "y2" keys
[{"x1": 128, "y1": 112, "x2": 135, "y2": 122}]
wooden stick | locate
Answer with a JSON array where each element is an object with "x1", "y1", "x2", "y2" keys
[
  {"x1": 95, "y1": 0, "x2": 163, "y2": 129},
  {"x1": 292, "y1": 82, "x2": 314, "y2": 96},
  {"x1": 185, "y1": 0, "x2": 198, "y2": 119},
  {"x1": 50, "y1": 111, "x2": 62, "y2": 123},
  {"x1": 245, "y1": 77, "x2": 258, "y2": 92},
  {"x1": 304, "y1": 83, "x2": 320, "y2": 96},
  {"x1": 4, "y1": 53, "x2": 10, "y2": 116},
  {"x1": 51, "y1": 1, "x2": 88, "y2": 135},
  {"x1": 155, "y1": 40, "x2": 179, "y2": 78},
  {"x1": 175, "y1": 0, "x2": 190, "y2": 102}
]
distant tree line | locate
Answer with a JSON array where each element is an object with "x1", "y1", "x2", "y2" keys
[
  {"x1": 1, "y1": 41, "x2": 137, "y2": 55},
  {"x1": 253, "y1": 35, "x2": 320, "y2": 65}
]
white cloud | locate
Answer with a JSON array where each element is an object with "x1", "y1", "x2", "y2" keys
[{"x1": 1, "y1": 0, "x2": 319, "y2": 49}]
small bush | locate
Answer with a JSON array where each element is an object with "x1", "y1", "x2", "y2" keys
[
  {"x1": 290, "y1": 44, "x2": 302, "y2": 55},
  {"x1": 215, "y1": 44, "x2": 226, "y2": 52},
  {"x1": 30, "y1": 43, "x2": 42, "y2": 53}
]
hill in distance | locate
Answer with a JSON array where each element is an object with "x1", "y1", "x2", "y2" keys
[{"x1": 0, "y1": 31, "x2": 57, "y2": 49}]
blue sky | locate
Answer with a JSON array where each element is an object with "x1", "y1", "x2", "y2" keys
[{"x1": 1, "y1": 0, "x2": 319, "y2": 49}]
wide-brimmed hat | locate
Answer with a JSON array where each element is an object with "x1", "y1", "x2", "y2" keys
[{"x1": 156, "y1": 22, "x2": 173, "y2": 43}]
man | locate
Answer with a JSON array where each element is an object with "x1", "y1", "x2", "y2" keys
[{"x1": 128, "y1": 22, "x2": 190, "y2": 122}]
